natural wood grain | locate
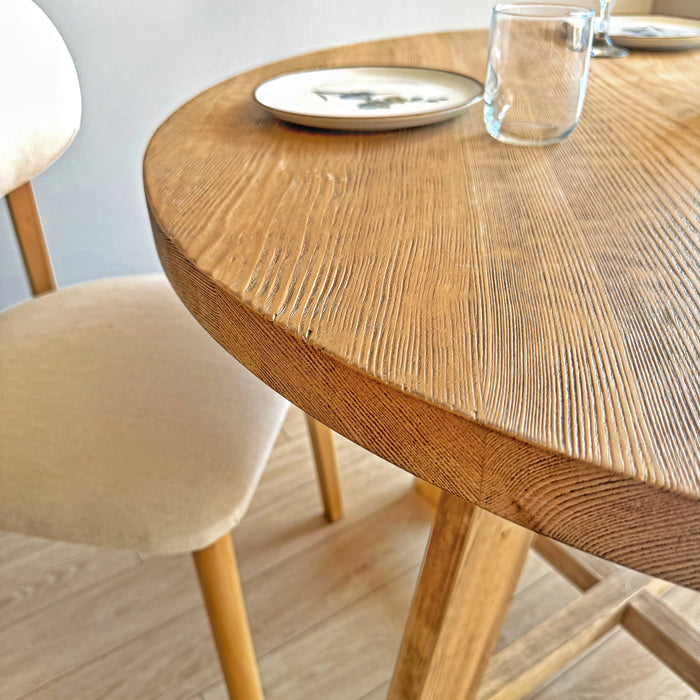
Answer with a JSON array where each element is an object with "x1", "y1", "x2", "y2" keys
[
  {"x1": 144, "y1": 31, "x2": 700, "y2": 587},
  {"x1": 0, "y1": 555, "x2": 201, "y2": 697},
  {"x1": 532, "y1": 535, "x2": 609, "y2": 590},
  {"x1": 413, "y1": 477, "x2": 442, "y2": 507},
  {"x1": 533, "y1": 536, "x2": 700, "y2": 689},
  {"x1": 258, "y1": 566, "x2": 424, "y2": 700},
  {"x1": 622, "y1": 591, "x2": 700, "y2": 692},
  {"x1": 0, "y1": 537, "x2": 140, "y2": 629},
  {"x1": 234, "y1": 436, "x2": 418, "y2": 584},
  {"x1": 193, "y1": 535, "x2": 263, "y2": 700},
  {"x1": 477, "y1": 570, "x2": 658, "y2": 700},
  {"x1": 529, "y1": 626, "x2": 699, "y2": 700},
  {"x1": 389, "y1": 491, "x2": 534, "y2": 699},
  {"x1": 20, "y1": 605, "x2": 219, "y2": 700},
  {"x1": 5, "y1": 182, "x2": 55, "y2": 296},
  {"x1": 305, "y1": 415, "x2": 344, "y2": 521}
]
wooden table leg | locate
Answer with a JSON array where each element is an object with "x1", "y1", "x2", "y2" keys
[
  {"x1": 413, "y1": 477, "x2": 442, "y2": 507},
  {"x1": 389, "y1": 491, "x2": 534, "y2": 699}
]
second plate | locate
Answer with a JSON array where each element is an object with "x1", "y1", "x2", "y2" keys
[{"x1": 609, "y1": 15, "x2": 700, "y2": 50}]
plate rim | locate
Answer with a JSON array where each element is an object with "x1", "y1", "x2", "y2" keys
[
  {"x1": 609, "y1": 14, "x2": 700, "y2": 47},
  {"x1": 252, "y1": 65, "x2": 484, "y2": 128}
]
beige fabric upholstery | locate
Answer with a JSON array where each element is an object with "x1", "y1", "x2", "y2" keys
[
  {"x1": 0, "y1": 0, "x2": 81, "y2": 197},
  {"x1": 0, "y1": 275, "x2": 290, "y2": 554}
]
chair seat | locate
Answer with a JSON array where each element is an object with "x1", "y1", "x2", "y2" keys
[
  {"x1": 0, "y1": 0, "x2": 81, "y2": 197},
  {"x1": 0, "y1": 274, "x2": 289, "y2": 554}
]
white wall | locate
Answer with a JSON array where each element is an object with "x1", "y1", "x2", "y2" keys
[
  {"x1": 0, "y1": 0, "x2": 657, "y2": 309},
  {"x1": 654, "y1": 0, "x2": 700, "y2": 18}
]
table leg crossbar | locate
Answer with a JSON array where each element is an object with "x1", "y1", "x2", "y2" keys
[
  {"x1": 530, "y1": 536, "x2": 700, "y2": 696},
  {"x1": 411, "y1": 479, "x2": 700, "y2": 698}
]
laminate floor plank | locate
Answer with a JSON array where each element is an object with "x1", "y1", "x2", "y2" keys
[
  {"x1": 512, "y1": 551, "x2": 553, "y2": 597},
  {"x1": 199, "y1": 558, "x2": 571, "y2": 700},
  {"x1": 357, "y1": 682, "x2": 390, "y2": 700},
  {"x1": 233, "y1": 446, "x2": 416, "y2": 582},
  {"x1": 0, "y1": 541, "x2": 140, "y2": 629},
  {"x1": 243, "y1": 493, "x2": 432, "y2": 657},
  {"x1": 0, "y1": 554, "x2": 200, "y2": 698},
  {"x1": 279, "y1": 408, "x2": 313, "y2": 440},
  {"x1": 0, "y1": 533, "x2": 54, "y2": 564},
  {"x1": 527, "y1": 626, "x2": 698, "y2": 700},
  {"x1": 20, "y1": 607, "x2": 217, "y2": 700},
  {"x1": 244, "y1": 434, "x2": 388, "y2": 517},
  {"x1": 258, "y1": 567, "x2": 422, "y2": 700},
  {"x1": 257, "y1": 558, "x2": 580, "y2": 699},
  {"x1": 198, "y1": 566, "x2": 423, "y2": 700},
  {"x1": 494, "y1": 568, "x2": 580, "y2": 653},
  {"x1": 200, "y1": 682, "x2": 226, "y2": 700},
  {"x1": 663, "y1": 585, "x2": 700, "y2": 627}
]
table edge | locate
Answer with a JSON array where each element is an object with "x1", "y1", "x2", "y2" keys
[{"x1": 148, "y1": 200, "x2": 700, "y2": 588}]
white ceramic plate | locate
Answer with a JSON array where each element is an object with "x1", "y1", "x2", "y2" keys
[
  {"x1": 253, "y1": 66, "x2": 483, "y2": 131},
  {"x1": 609, "y1": 15, "x2": 700, "y2": 50}
]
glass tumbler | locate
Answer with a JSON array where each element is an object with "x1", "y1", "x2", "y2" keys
[{"x1": 484, "y1": 4, "x2": 595, "y2": 146}]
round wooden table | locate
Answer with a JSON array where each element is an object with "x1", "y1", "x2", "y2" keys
[{"x1": 144, "y1": 30, "x2": 700, "y2": 697}]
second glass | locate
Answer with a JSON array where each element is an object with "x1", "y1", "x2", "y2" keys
[
  {"x1": 592, "y1": 0, "x2": 629, "y2": 58},
  {"x1": 484, "y1": 4, "x2": 595, "y2": 146}
]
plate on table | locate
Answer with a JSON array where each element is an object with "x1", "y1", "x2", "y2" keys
[
  {"x1": 609, "y1": 15, "x2": 700, "y2": 50},
  {"x1": 253, "y1": 66, "x2": 483, "y2": 131}
]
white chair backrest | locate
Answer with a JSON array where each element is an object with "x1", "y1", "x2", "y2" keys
[{"x1": 0, "y1": 0, "x2": 81, "y2": 198}]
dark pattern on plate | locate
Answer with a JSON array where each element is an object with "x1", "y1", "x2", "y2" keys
[{"x1": 313, "y1": 89, "x2": 449, "y2": 110}]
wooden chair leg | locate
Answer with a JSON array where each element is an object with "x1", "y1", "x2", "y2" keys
[
  {"x1": 305, "y1": 414, "x2": 343, "y2": 522},
  {"x1": 193, "y1": 534, "x2": 263, "y2": 700},
  {"x1": 6, "y1": 182, "x2": 56, "y2": 296},
  {"x1": 389, "y1": 490, "x2": 534, "y2": 699}
]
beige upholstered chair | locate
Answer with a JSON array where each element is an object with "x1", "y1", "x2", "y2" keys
[{"x1": 0, "y1": 2, "x2": 342, "y2": 697}]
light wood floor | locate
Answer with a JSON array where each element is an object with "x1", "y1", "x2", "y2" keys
[{"x1": 1, "y1": 407, "x2": 698, "y2": 700}]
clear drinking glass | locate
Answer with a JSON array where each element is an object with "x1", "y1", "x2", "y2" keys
[{"x1": 484, "y1": 4, "x2": 596, "y2": 146}]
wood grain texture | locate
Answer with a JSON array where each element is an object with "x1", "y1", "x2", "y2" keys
[
  {"x1": 413, "y1": 478, "x2": 443, "y2": 507},
  {"x1": 529, "y1": 626, "x2": 699, "y2": 700},
  {"x1": 144, "y1": 31, "x2": 700, "y2": 586},
  {"x1": 0, "y1": 555, "x2": 201, "y2": 697},
  {"x1": 478, "y1": 569, "x2": 658, "y2": 700},
  {"x1": 622, "y1": 591, "x2": 700, "y2": 692},
  {"x1": 389, "y1": 492, "x2": 534, "y2": 699},
  {"x1": 18, "y1": 603, "x2": 221, "y2": 700},
  {"x1": 0, "y1": 537, "x2": 140, "y2": 629},
  {"x1": 5, "y1": 182, "x2": 55, "y2": 296},
  {"x1": 534, "y1": 536, "x2": 700, "y2": 691}
]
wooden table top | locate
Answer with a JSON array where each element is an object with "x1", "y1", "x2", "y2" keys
[{"x1": 144, "y1": 31, "x2": 700, "y2": 588}]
